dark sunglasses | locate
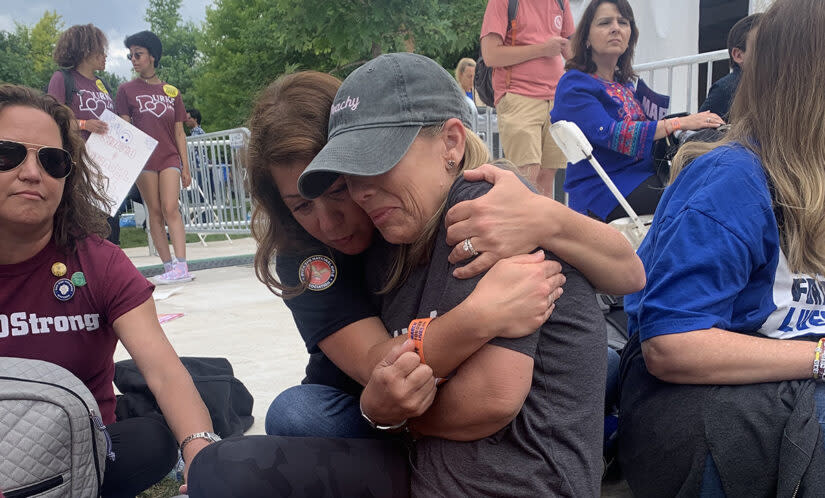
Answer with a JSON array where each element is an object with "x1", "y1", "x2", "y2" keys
[
  {"x1": 126, "y1": 52, "x2": 146, "y2": 61},
  {"x1": 0, "y1": 140, "x2": 74, "y2": 179}
]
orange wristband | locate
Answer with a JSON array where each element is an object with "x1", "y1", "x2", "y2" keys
[
  {"x1": 78, "y1": 119, "x2": 86, "y2": 131},
  {"x1": 670, "y1": 117, "x2": 682, "y2": 131},
  {"x1": 408, "y1": 318, "x2": 432, "y2": 364}
]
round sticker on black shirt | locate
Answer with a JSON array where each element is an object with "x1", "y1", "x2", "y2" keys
[{"x1": 299, "y1": 255, "x2": 337, "y2": 291}]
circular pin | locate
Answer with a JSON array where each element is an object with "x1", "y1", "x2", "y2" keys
[
  {"x1": 51, "y1": 262, "x2": 67, "y2": 277},
  {"x1": 53, "y1": 278, "x2": 76, "y2": 302},
  {"x1": 71, "y1": 272, "x2": 87, "y2": 287}
]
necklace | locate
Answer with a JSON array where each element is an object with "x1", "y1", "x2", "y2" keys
[{"x1": 140, "y1": 73, "x2": 157, "y2": 83}]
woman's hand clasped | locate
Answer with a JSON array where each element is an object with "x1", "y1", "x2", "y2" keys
[
  {"x1": 360, "y1": 340, "x2": 437, "y2": 427},
  {"x1": 468, "y1": 251, "x2": 565, "y2": 339}
]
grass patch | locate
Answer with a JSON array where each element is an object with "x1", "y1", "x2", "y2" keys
[
  {"x1": 138, "y1": 477, "x2": 181, "y2": 498},
  {"x1": 118, "y1": 227, "x2": 250, "y2": 249}
]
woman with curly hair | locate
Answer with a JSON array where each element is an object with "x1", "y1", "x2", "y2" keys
[
  {"x1": 48, "y1": 24, "x2": 112, "y2": 139},
  {"x1": 0, "y1": 84, "x2": 214, "y2": 497}
]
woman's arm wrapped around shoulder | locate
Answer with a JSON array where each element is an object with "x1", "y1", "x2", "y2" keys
[{"x1": 446, "y1": 165, "x2": 645, "y2": 294}]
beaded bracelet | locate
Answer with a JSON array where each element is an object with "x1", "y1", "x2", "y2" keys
[
  {"x1": 813, "y1": 338, "x2": 825, "y2": 381},
  {"x1": 409, "y1": 318, "x2": 432, "y2": 365}
]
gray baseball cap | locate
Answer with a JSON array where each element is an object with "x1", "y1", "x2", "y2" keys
[{"x1": 298, "y1": 52, "x2": 473, "y2": 198}]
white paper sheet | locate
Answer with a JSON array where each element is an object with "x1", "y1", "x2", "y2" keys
[{"x1": 85, "y1": 110, "x2": 158, "y2": 215}]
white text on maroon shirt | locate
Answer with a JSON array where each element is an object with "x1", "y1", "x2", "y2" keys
[{"x1": 0, "y1": 312, "x2": 101, "y2": 337}]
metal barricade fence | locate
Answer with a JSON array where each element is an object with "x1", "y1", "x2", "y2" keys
[
  {"x1": 181, "y1": 128, "x2": 252, "y2": 243},
  {"x1": 633, "y1": 49, "x2": 729, "y2": 114}
]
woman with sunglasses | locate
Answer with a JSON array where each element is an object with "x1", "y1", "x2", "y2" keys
[
  {"x1": 0, "y1": 84, "x2": 214, "y2": 497},
  {"x1": 115, "y1": 30, "x2": 193, "y2": 284}
]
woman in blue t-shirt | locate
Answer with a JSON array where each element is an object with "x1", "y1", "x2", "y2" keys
[
  {"x1": 620, "y1": 0, "x2": 825, "y2": 495},
  {"x1": 552, "y1": 0, "x2": 723, "y2": 222}
]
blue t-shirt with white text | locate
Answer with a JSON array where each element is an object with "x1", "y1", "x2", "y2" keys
[{"x1": 626, "y1": 144, "x2": 825, "y2": 342}]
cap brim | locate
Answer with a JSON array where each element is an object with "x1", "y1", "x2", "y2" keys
[{"x1": 298, "y1": 125, "x2": 421, "y2": 198}]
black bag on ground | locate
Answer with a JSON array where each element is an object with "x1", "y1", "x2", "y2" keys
[{"x1": 114, "y1": 357, "x2": 254, "y2": 438}]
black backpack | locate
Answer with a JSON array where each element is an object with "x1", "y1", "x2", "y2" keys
[
  {"x1": 474, "y1": 0, "x2": 565, "y2": 107},
  {"x1": 474, "y1": 0, "x2": 519, "y2": 107},
  {"x1": 44, "y1": 69, "x2": 113, "y2": 105}
]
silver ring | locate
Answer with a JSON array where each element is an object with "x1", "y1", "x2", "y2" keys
[
  {"x1": 463, "y1": 238, "x2": 479, "y2": 257},
  {"x1": 706, "y1": 118, "x2": 711, "y2": 123}
]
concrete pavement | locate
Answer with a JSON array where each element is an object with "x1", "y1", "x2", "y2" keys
[{"x1": 118, "y1": 238, "x2": 308, "y2": 435}]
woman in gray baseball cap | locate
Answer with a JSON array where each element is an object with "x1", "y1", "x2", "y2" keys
[{"x1": 299, "y1": 52, "x2": 607, "y2": 497}]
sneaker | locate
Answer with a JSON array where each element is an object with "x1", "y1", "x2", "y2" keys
[{"x1": 154, "y1": 261, "x2": 195, "y2": 285}]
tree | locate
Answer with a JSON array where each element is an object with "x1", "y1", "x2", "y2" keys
[
  {"x1": 0, "y1": 26, "x2": 34, "y2": 86},
  {"x1": 30, "y1": 11, "x2": 63, "y2": 85},
  {"x1": 195, "y1": 0, "x2": 488, "y2": 130},
  {"x1": 0, "y1": 11, "x2": 63, "y2": 90},
  {"x1": 145, "y1": 0, "x2": 202, "y2": 109}
]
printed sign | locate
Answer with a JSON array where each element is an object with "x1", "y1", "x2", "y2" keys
[
  {"x1": 85, "y1": 109, "x2": 158, "y2": 216},
  {"x1": 635, "y1": 79, "x2": 671, "y2": 121},
  {"x1": 229, "y1": 132, "x2": 244, "y2": 150}
]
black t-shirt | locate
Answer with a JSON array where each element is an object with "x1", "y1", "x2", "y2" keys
[{"x1": 276, "y1": 248, "x2": 378, "y2": 397}]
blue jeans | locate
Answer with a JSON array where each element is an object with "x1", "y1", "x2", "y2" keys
[
  {"x1": 700, "y1": 383, "x2": 825, "y2": 496},
  {"x1": 265, "y1": 384, "x2": 379, "y2": 438}
]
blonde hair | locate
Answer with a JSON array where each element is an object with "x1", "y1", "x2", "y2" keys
[
  {"x1": 671, "y1": 0, "x2": 825, "y2": 275},
  {"x1": 380, "y1": 125, "x2": 489, "y2": 293},
  {"x1": 455, "y1": 58, "x2": 476, "y2": 91}
]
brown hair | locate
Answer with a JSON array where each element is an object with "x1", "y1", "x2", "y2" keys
[
  {"x1": 566, "y1": 0, "x2": 639, "y2": 84},
  {"x1": 726, "y1": 13, "x2": 762, "y2": 69},
  {"x1": 53, "y1": 24, "x2": 108, "y2": 69},
  {"x1": 0, "y1": 84, "x2": 110, "y2": 249},
  {"x1": 672, "y1": 0, "x2": 825, "y2": 276},
  {"x1": 247, "y1": 71, "x2": 341, "y2": 297}
]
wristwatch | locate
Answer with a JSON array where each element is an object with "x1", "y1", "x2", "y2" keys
[
  {"x1": 180, "y1": 431, "x2": 222, "y2": 453},
  {"x1": 359, "y1": 400, "x2": 408, "y2": 431}
]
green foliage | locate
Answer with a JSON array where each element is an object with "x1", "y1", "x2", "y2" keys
[
  {"x1": 0, "y1": 1, "x2": 488, "y2": 130},
  {"x1": 145, "y1": 0, "x2": 202, "y2": 109},
  {"x1": 30, "y1": 11, "x2": 63, "y2": 82},
  {"x1": 0, "y1": 11, "x2": 63, "y2": 90},
  {"x1": 195, "y1": 0, "x2": 488, "y2": 131}
]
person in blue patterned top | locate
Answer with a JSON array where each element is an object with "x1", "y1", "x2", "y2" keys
[{"x1": 551, "y1": 0, "x2": 723, "y2": 222}]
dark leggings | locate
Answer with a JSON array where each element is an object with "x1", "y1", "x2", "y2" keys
[
  {"x1": 101, "y1": 417, "x2": 178, "y2": 498},
  {"x1": 604, "y1": 173, "x2": 666, "y2": 223},
  {"x1": 187, "y1": 435, "x2": 411, "y2": 498}
]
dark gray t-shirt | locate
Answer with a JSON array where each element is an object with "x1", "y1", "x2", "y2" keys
[{"x1": 366, "y1": 176, "x2": 607, "y2": 497}]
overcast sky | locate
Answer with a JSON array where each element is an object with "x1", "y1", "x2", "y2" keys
[{"x1": 0, "y1": 0, "x2": 212, "y2": 79}]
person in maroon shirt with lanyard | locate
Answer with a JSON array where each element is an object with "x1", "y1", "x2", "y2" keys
[
  {"x1": 0, "y1": 84, "x2": 214, "y2": 496},
  {"x1": 116, "y1": 30, "x2": 193, "y2": 284}
]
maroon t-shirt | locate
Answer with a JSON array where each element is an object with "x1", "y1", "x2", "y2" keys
[
  {"x1": 115, "y1": 79, "x2": 186, "y2": 172},
  {"x1": 47, "y1": 70, "x2": 115, "y2": 141},
  {"x1": 0, "y1": 235, "x2": 154, "y2": 424}
]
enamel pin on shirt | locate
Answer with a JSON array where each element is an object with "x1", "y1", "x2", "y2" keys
[
  {"x1": 54, "y1": 278, "x2": 76, "y2": 301},
  {"x1": 51, "y1": 262, "x2": 67, "y2": 277}
]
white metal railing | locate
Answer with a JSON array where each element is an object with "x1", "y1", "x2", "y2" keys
[
  {"x1": 475, "y1": 49, "x2": 731, "y2": 159},
  {"x1": 181, "y1": 128, "x2": 252, "y2": 242},
  {"x1": 634, "y1": 49, "x2": 729, "y2": 114}
]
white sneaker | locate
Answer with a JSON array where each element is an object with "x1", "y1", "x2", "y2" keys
[{"x1": 154, "y1": 261, "x2": 195, "y2": 285}]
